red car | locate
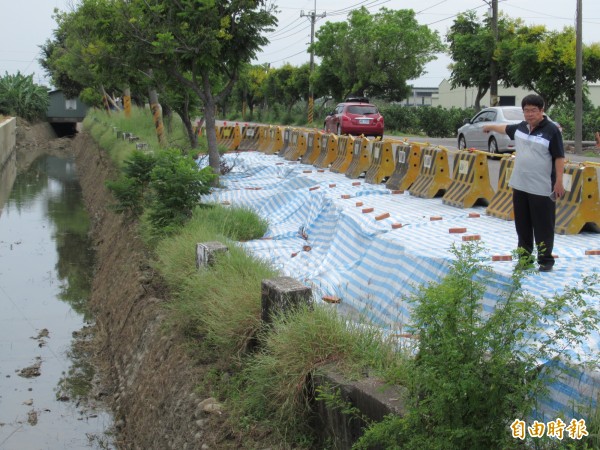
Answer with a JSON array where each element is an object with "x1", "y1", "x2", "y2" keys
[{"x1": 324, "y1": 98, "x2": 384, "y2": 138}]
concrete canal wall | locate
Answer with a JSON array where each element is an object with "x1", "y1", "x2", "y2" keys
[
  {"x1": 0, "y1": 117, "x2": 16, "y2": 169},
  {"x1": 0, "y1": 117, "x2": 17, "y2": 215}
]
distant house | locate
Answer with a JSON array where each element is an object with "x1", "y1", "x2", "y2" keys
[
  {"x1": 46, "y1": 90, "x2": 88, "y2": 123},
  {"x1": 399, "y1": 86, "x2": 438, "y2": 106}
]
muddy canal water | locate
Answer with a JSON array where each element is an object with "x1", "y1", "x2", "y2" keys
[{"x1": 0, "y1": 152, "x2": 113, "y2": 449}]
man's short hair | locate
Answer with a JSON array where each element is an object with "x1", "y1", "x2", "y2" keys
[{"x1": 521, "y1": 94, "x2": 545, "y2": 110}]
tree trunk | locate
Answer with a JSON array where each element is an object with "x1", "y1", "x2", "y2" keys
[
  {"x1": 178, "y1": 95, "x2": 198, "y2": 150},
  {"x1": 203, "y1": 99, "x2": 220, "y2": 185},
  {"x1": 474, "y1": 86, "x2": 489, "y2": 112}
]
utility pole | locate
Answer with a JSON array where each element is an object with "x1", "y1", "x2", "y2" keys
[
  {"x1": 575, "y1": 0, "x2": 583, "y2": 153},
  {"x1": 489, "y1": 0, "x2": 499, "y2": 107},
  {"x1": 301, "y1": 1, "x2": 326, "y2": 124}
]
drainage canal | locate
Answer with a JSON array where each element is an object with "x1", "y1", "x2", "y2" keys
[{"x1": 0, "y1": 151, "x2": 114, "y2": 449}]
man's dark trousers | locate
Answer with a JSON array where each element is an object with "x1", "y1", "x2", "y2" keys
[{"x1": 512, "y1": 188, "x2": 556, "y2": 268}]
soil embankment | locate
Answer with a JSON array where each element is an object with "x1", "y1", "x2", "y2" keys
[{"x1": 72, "y1": 132, "x2": 226, "y2": 449}]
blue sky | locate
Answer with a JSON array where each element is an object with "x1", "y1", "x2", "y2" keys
[{"x1": 1, "y1": 0, "x2": 599, "y2": 88}]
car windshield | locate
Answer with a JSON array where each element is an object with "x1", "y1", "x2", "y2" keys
[
  {"x1": 347, "y1": 105, "x2": 378, "y2": 115},
  {"x1": 503, "y1": 109, "x2": 524, "y2": 120}
]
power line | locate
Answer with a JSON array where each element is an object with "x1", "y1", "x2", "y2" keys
[
  {"x1": 327, "y1": 0, "x2": 391, "y2": 17},
  {"x1": 268, "y1": 49, "x2": 307, "y2": 64},
  {"x1": 268, "y1": 24, "x2": 311, "y2": 42},
  {"x1": 267, "y1": 17, "x2": 304, "y2": 37}
]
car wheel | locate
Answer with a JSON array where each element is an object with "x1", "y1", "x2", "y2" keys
[
  {"x1": 336, "y1": 124, "x2": 342, "y2": 136},
  {"x1": 458, "y1": 135, "x2": 467, "y2": 150},
  {"x1": 488, "y1": 136, "x2": 499, "y2": 157}
]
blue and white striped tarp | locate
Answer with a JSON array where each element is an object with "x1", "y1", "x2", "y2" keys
[{"x1": 200, "y1": 151, "x2": 600, "y2": 421}]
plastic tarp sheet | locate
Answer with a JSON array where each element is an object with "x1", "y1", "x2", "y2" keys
[{"x1": 200, "y1": 151, "x2": 600, "y2": 421}]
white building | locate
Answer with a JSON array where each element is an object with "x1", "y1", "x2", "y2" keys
[{"x1": 430, "y1": 79, "x2": 600, "y2": 109}]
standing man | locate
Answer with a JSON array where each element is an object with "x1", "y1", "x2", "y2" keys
[{"x1": 484, "y1": 94, "x2": 565, "y2": 272}]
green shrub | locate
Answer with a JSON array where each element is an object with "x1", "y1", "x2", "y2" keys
[
  {"x1": 106, "y1": 150, "x2": 157, "y2": 217},
  {"x1": 147, "y1": 148, "x2": 216, "y2": 234},
  {"x1": 356, "y1": 243, "x2": 600, "y2": 450},
  {"x1": 380, "y1": 105, "x2": 419, "y2": 134},
  {"x1": 0, "y1": 71, "x2": 49, "y2": 121}
]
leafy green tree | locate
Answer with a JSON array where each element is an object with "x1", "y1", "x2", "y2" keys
[
  {"x1": 446, "y1": 11, "x2": 519, "y2": 111},
  {"x1": 311, "y1": 7, "x2": 443, "y2": 101},
  {"x1": 263, "y1": 63, "x2": 310, "y2": 114},
  {"x1": 233, "y1": 64, "x2": 269, "y2": 118},
  {"x1": 497, "y1": 25, "x2": 600, "y2": 108},
  {"x1": 122, "y1": 0, "x2": 277, "y2": 182},
  {"x1": 39, "y1": 2, "x2": 132, "y2": 105}
]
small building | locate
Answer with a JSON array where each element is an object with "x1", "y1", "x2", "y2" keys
[
  {"x1": 400, "y1": 86, "x2": 438, "y2": 107},
  {"x1": 46, "y1": 89, "x2": 88, "y2": 135}
]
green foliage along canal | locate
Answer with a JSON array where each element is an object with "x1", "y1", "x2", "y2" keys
[{"x1": 0, "y1": 153, "x2": 113, "y2": 449}]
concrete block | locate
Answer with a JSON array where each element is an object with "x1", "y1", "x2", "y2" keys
[
  {"x1": 196, "y1": 242, "x2": 228, "y2": 269},
  {"x1": 261, "y1": 277, "x2": 312, "y2": 325},
  {"x1": 312, "y1": 366, "x2": 406, "y2": 449}
]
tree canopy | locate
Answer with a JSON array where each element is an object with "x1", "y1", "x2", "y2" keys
[
  {"x1": 447, "y1": 11, "x2": 600, "y2": 110},
  {"x1": 311, "y1": 7, "x2": 444, "y2": 101}
]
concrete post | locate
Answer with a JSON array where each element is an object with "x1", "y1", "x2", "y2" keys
[
  {"x1": 196, "y1": 242, "x2": 229, "y2": 269},
  {"x1": 261, "y1": 277, "x2": 312, "y2": 325}
]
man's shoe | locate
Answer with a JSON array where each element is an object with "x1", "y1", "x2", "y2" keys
[{"x1": 538, "y1": 264, "x2": 553, "y2": 272}]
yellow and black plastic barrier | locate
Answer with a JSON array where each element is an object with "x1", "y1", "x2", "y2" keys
[
  {"x1": 330, "y1": 135, "x2": 354, "y2": 173},
  {"x1": 345, "y1": 137, "x2": 375, "y2": 179},
  {"x1": 365, "y1": 139, "x2": 405, "y2": 184},
  {"x1": 442, "y1": 150, "x2": 495, "y2": 208},
  {"x1": 486, "y1": 156, "x2": 515, "y2": 220},
  {"x1": 385, "y1": 142, "x2": 422, "y2": 191},
  {"x1": 264, "y1": 126, "x2": 285, "y2": 155},
  {"x1": 257, "y1": 125, "x2": 272, "y2": 152},
  {"x1": 215, "y1": 124, "x2": 240, "y2": 151},
  {"x1": 238, "y1": 123, "x2": 261, "y2": 151},
  {"x1": 314, "y1": 133, "x2": 338, "y2": 169},
  {"x1": 285, "y1": 130, "x2": 309, "y2": 161},
  {"x1": 300, "y1": 130, "x2": 322, "y2": 165},
  {"x1": 276, "y1": 127, "x2": 293, "y2": 157},
  {"x1": 283, "y1": 129, "x2": 303, "y2": 160},
  {"x1": 409, "y1": 146, "x2": 452, "y2": 198},
  {"x1": 555, "y1": 164, "x2": 600, "y2": 234}
]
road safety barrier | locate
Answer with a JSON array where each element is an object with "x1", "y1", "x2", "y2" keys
[
  {"x1": 409, "y1": 146, "x2": 452, "y2": 198},
  {"x1": 345, "y1": 137, "x2": 374, "y2": 179},
  {"x1": 284, "y1": 129, "x2": 308, "y2": 161},
  {"x1": 442, "y1": 150, "x2": 495, "y2": 208},
  {"x1": 330, "y1": 135, "x2": 354, "y2": 173},
  {"x1": 257, "y1": 126, "x2": 270, "y2": 152},
  {"x1": 276, "y1": 127, "x2": 293, "y2": 157},
  {"x1": 215, "y1": 125, "x2": 240, "y2": 151},
  {"x1": 301, "y1": 130, "x2": 323, "y2": 165},
  {"x1": 385, "y1": 142, "x2": 422, "y2": 191},
  {"x1": 265, "y1": 126, "x2": 286, "y2": 155},
  {"x1": 238, "y1": 124, "x2": 261, "y2": 151},
  {"x1": 555, "y1": 165, "x2": 600, "y2": 234},
  {"x1": 486, "y1": 156, "x2": 515, "y2": 220},
  {"x1": 281, "y1": 128, "x2": 299, "y2": 159},
  {"x1": 314, "y1": 133, "x2": 338, "y2": 168},
  {"x1": 365, "y1": 140, "x2": 405, "y2": 184}
]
